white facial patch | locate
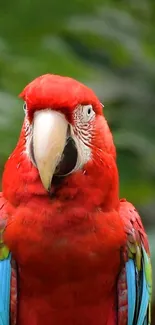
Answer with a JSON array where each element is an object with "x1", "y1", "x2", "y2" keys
[
  {"x1": 24, "y1": 117, "x2": 34, "y2": 164},
  {"x1": 23, "y1": 102, "x2": 35, "y2": 165},
  {"x1": 71, "y1": 105, "x2": 95, "y2": 170},
  {"x1": 24, "y1": 104, "x2": 96, "y2": 174}
]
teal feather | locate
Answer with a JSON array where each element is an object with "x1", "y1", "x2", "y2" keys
[
  {"x1": 118, "y1": 200, "x2": 152, "y2": 325},
  {"x1": 126, "y1": 246, "x2": 151, "y2": 325},
  {"x1": 137, "y1": 268, "x2": 149, "y2": 325},
  {"x1": 126, "y1": 259, "x2": 136, "y2": 325},
  {"x1": 0, "y1": 254, "x2": 11, "y2": 325}
]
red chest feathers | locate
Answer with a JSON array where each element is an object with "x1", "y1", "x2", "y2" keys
[
  {"x1": 4, "y1": 200, "x2": 125, "y2": 284},
  {"x1": 4, "y1": 200, "x2": 126, "y2": 325}
]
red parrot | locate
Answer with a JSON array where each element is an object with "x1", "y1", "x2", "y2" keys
[{"x1": 0, "y1": 74, "x2": 152, "y2": 325}]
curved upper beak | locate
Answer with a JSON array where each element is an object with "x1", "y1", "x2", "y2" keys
[{"x1": 33, "y1": 109, "x2": 68, "y2": 191}]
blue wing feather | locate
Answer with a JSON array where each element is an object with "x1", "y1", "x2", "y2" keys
[
  {"x1": 0, "y1": 254, "x2": 11, "y2": 325},
  {"x1": 136, "y1": 262, "x2": 149, "y2": 325},
  {"x1": 118, "y1": 200, "x2": 152, "y2": 325},
  {"x1": 126, "y1": 257, "x2": 150, "y2": 325},
  {"x1": 126, "y1": 259, "x2": 136, "y2": 325}
]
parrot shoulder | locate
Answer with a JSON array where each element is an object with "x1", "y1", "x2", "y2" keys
[{"x1": 117, "y1": 198, "x2": 152, "y2": 325}]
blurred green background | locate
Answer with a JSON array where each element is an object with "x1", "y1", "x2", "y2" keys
[{"x1": 0, "y1": 0, "x2": 154, "y2": 318}]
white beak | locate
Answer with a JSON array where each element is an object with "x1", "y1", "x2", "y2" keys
[{"x1": 33, "y1": 109, "x2": 68, "y2": 190}]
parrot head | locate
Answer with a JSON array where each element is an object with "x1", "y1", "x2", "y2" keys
[{"x1": 3, "y1": 74, "x2": 119, "y2": 210}]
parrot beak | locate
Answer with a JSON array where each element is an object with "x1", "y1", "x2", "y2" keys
[{"x1": 32, "y1": 109, "x2": 68, "y2": 191}]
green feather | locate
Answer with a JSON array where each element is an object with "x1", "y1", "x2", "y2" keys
[
  {"x1": 142, "y1": 245, "x2": 152, "y2": 298},
  {"x1": 0, "y1": 245, "x2": 10, "y2": 260}
]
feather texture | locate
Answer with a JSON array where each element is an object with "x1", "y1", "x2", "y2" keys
[
  {"x1": 0, "y1": 194, "x2": 11, "y2": 325},
  {"x1": 0, "y1": 193, "x2": 17, "y2": 325},
  {"x1": 0, "y1": 256, "x2": 11, "y2": 325},
  {"x1": 0, "y1": 74, "x2": 152, "y2": 325},
  {"x1": 118, "y1": 199, "x2": 152, "y2": 325}
]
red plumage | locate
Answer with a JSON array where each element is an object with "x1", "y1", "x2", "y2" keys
[
  {"x1": 0, "y1": 74, "x2": 151, "y2": 325},
  {"x1": 19, "y1": 74, "x2": 103, "y2": 123}
]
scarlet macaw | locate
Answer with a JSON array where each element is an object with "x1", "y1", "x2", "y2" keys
[{"x1": 0, "y1": 74, "x2": 152, "y2": 325}]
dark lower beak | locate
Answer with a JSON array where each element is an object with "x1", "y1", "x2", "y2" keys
[{"x1": 54, "y1": 136, "x2": 78, "y2": 177}]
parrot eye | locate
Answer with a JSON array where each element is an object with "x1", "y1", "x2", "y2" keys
[
  {"x1": 87, "y1": 107, "x2": 92, "y2": 115},
  {"x1": 23, "y1": 102, "x2": 27, "y2": 113},
  {"x1": 82, "y1": 105, "x2": 95, "y2": 123}
]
